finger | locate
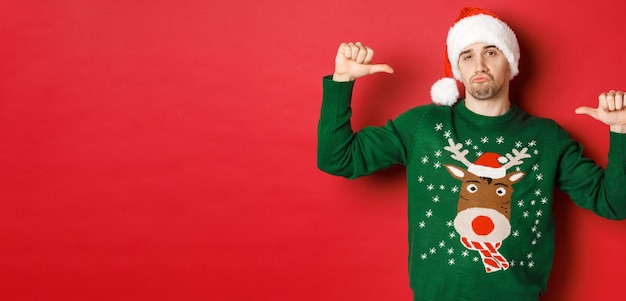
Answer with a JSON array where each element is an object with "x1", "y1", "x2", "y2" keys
[
  {"x1": 575, "y1": 106, "x2": 599, "y2": 120},
  {"x1": 364, "y1": 46, "x2": 375, "y2": 64},
  {"x1": 369, "y1": 64, "x2": 395, "y2": 75},
  {"x1": 615, "y1": 91, "x2": 624, "y2": 110},
  {"x1": 338, "y1": 43, "x2": 351, "y2": 59},
  {"x1": 341, "y1": 43, "x2": 353, "y2": 59},
  {"x1": 349, "y1": 43, "x2": 359, "y2": 61},
  {"x1": 599, "y1": 93, "x2": 609, "y2": 111},
  {"x1": 607, "y1": 90, "x2": 616, "y2": 111},
  {"x1": 343, "y1": 44, "x2": 352, "y2": 60},
  {"x1": 355, "y1": 42, "x2": 367, "y2": 64}
]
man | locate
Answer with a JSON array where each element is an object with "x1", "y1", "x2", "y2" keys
[{"x1": 317, "y1": 7, "x2": 626, "y2": 301}]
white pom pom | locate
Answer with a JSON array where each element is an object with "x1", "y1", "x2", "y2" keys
[{"x1": 430, "y1": 77, "x2": 460, "y2": 106}]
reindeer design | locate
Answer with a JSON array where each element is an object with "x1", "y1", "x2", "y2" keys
[{"x1": 443, "y1": 138, "x2": 530, "y2": 273}]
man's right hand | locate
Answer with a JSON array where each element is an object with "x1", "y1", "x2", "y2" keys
[{"x1": 332, "y1": 42, "x2": 394, "y2": 82}]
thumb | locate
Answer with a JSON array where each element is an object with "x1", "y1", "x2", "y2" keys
[
  {"x1": 368, "y1": 64, "x2": 394, "y2": 75},
  {"x1": 575, "y1": 106, "x2": 599, "y2": 119}
]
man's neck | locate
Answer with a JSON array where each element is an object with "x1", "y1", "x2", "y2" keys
[{"x1": 464, "y1": 95, "x2": 511, "y2": 117}]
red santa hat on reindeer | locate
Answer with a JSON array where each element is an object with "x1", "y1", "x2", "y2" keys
[
  {"x1": 431, "y1": 7, "x2": 521, "y2": 106},
  {"x1": 468, "y1": 152, "x2": 509, "y2": 179}
]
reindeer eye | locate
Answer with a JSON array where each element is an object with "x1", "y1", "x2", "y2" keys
[
  {"x1": 496, "y1": 187, "x2": 507, "y2": 196},
  {"x1": 467, "y1": 184, "x2": 478, "y2": 193}
]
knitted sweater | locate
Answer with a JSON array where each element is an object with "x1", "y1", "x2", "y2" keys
[{"x1": 317, "y1": 76, "x2": 626, "y2": 301}]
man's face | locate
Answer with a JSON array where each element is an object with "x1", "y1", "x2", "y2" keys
[{"x1": 458, "y1": 43, "x2": 510, "y2": 100}]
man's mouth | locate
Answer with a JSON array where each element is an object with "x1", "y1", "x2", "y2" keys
[{"x1": 472, "y1": 75, "x2": 490, "y2": 83}]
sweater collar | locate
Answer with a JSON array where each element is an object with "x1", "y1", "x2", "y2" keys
[{"x1": 454, "y1": 99, "x2": 519, "y2": 126}]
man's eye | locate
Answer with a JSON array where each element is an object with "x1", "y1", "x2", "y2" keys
[{"x1": 463, "y1": 55, "x2": 472, "y2": 60}]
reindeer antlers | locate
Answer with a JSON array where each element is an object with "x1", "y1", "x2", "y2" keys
[
  {"x1": 444, "y1": 138, "x2": 473, "y2": 168},
  {"x1": 444, "y1": 138, "x2": 531, "y2": 171},
  {"x1": 501, "y1": 148, "x2": 531, "y2": 170}
]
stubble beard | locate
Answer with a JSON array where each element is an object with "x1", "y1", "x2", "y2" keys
[
  {"x1": 469, "y1": 83, "x2": 499, "y2": 100},
  {"x1": 467, "y1": 77, "x2": 505, "y2": 100}
]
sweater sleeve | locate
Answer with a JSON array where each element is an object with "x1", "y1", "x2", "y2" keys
[
  {"x1": 317, "y1": 76, "x2": 408, "y2": 179},
  {"x1": 557, "y1": 130, "x2": 626, "y2": 220}
]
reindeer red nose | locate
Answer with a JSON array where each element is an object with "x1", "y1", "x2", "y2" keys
[{"x1": 472, "y1": 215, "x2": 495, "y2": 236}]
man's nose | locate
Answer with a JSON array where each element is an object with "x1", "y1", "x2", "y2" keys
[{"x1": 474, "y1": 56, "x2": 488, "y2": 73}]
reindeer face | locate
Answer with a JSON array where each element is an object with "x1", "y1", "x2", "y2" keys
[{"x1": 445, "y1": 164, "x2": 525, "y2": 242}]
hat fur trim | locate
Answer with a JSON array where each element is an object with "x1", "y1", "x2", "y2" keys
[{"x1": 431, "y1": 77, "x2": 460, "y2": 106}]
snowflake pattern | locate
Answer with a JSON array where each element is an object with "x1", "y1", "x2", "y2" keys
[{"x1": 412, "y1": 121, "x2": 548, "y2": 273}]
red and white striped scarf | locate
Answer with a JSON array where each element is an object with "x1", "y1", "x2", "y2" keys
[{"x1": 461, "y1": 237, "x2": 509, "y2": 273}]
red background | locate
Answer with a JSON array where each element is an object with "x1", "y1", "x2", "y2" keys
[{"x1": 2, "y1": 0, "x2": 626, "y2": 300}]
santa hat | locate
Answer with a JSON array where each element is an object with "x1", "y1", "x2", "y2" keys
[
  {"x1": 431, "y1": 7, "x2": 520, "y2": 106},
  {"x1": 468, "y1": 152, "x2": 508, "y2": 179}
]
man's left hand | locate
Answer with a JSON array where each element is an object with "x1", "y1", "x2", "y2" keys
[{"x1": 576, "y1": 90, "x2": 626, "y2": 133}]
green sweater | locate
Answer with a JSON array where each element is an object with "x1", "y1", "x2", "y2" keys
[{"x1": 317, "y1": 76, "x2": 626, "y2": 301}]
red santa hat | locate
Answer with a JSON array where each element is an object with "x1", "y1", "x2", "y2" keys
[
  {"x1": 431, "y1": 7, "x2": 520, "y2": 106},
  {"x1": 468, "y1": 152, "x2": 509, "y2": 179}
]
